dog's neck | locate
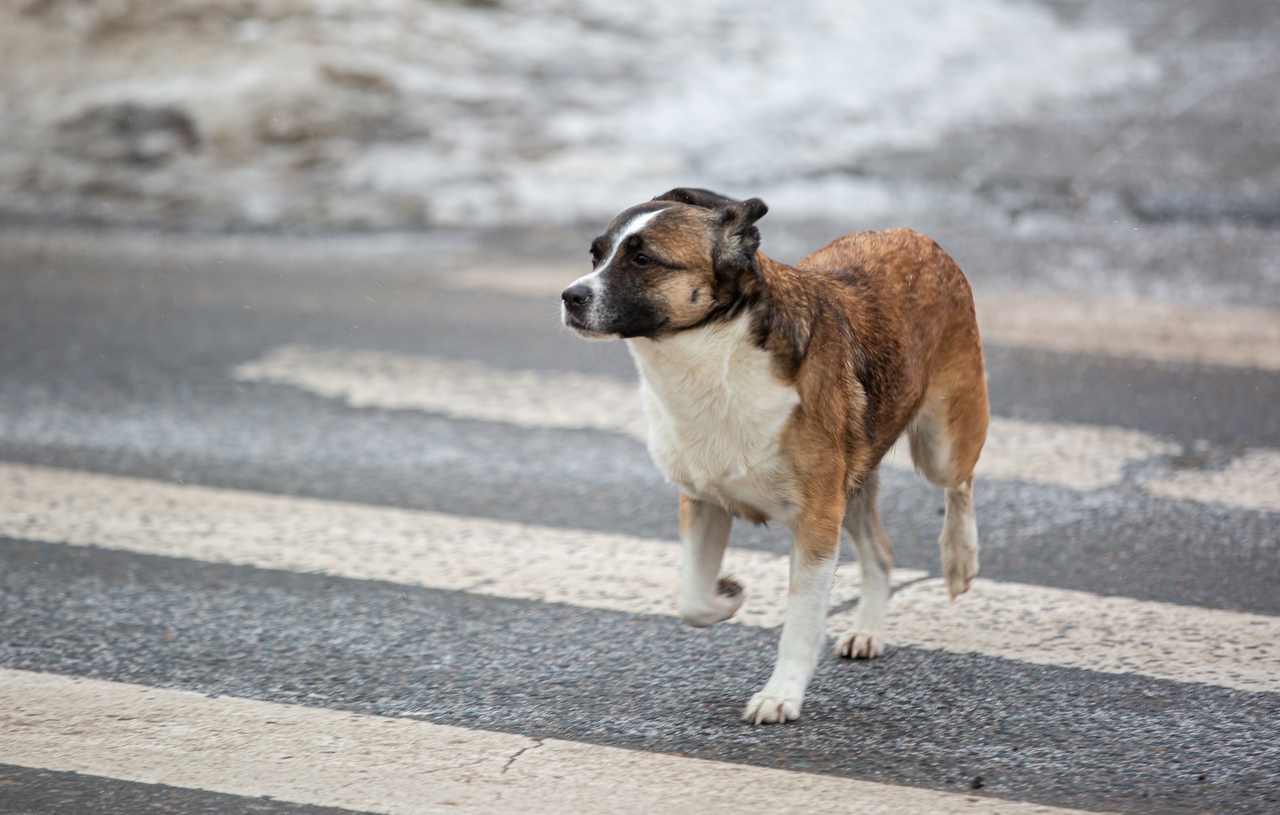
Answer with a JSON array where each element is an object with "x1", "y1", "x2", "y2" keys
[
  {"x1": 628, "y1": 303, "x2": 799, "y2": 413},
  {"x1": 627, "y1": 309, "x2": 758, "y2": 387},
  {"x1": 739, "y1": 252, "x2": 816, "y2": 376},
  {"x1": 627, "y1": 251, "x2": 817, "y2": 388}
]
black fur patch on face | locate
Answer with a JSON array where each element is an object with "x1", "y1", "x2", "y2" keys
[
  {"x1": 583, "y1": 194, "x2": 773, "y2": 339},
  {"x1": 589, "y1": 235, "x2": 610, "y2": 267},
  {"x1": 583, "y1": 209, "x2": 678, "y2": 338},
  {"x1": 593, "y1": 262, "x2": 671, "y2": 338}
]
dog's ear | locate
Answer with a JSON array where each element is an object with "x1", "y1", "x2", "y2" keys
[
  {"x1": 652, "y1": 187, "x2": 742, "y2": 210},
  {"x1": 711, "y1": 197, "x2": 769, "y2": 277}
]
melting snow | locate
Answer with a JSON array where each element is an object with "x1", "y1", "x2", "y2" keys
[{"x1": 0, "y1": 0, "x2": 1155, "y2": 228}]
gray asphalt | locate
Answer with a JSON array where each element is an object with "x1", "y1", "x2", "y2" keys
[
  {"x1": 0, "y1": 243, "x2": 1276, "y2": 615},
  {"x1": 3, "y1": 1, "x2": 1280, "y2": 812},
  {"x1": 0, "y1": 765, "x2": 356, "y2": 815},
  {"x1": 1, "y1": 227, "x2": 1278, "y2": 814},
  {"x1": 3, "y1": 539, "x2": 1277, "y2": 815}
]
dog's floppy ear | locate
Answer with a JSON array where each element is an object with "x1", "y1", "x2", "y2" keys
[
  {"x1": 711, "y1": 196, "x2": 769, "y2": 276},
  {"x1": 653, "y1": 187, "x2": 767, "y2": 279},
  {"x1": 651, "y1": 187, "x2": 742, "y2": 210}
]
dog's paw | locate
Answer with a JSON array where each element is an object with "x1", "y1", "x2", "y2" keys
[
  {"x1": 835, "y1": 630, "x2": 885, "y2": 659},
  {"x1": 743, "y1": 687, "x2": 803, "y2": 725},
  {"x1": 679, "y1": 576, "x2": 746, "y2": 628},
  {"x1": 716, "y1": 576, "x2": 745, "y2": 609},
  {"x1": 943, "y1": 553, "x2": 977, "y2": 600}
]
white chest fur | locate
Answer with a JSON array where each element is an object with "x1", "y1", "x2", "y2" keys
[{"x1": 628, "y1": 316, "x2": 801, "y2": 523}]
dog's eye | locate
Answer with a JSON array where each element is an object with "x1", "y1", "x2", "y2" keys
[{"x1": 632, "y1": 253, "x2": 657, "y2": 269}]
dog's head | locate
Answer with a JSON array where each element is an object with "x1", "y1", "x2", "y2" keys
[{"x1": 560, "y1": 188, "x2": 769, "y2": 340}]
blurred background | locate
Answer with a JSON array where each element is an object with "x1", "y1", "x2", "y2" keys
[
  {"x1": 0, "y1": 0, "x2": 1157, "y2": 229},
  {"x1": 0, "y1": 0, "x2": 1265, "y2": 230},
  {"x1": 2, "y1": 0, "x2": 1277, "y2": 290},
  {"x1": 1, "y1": 2, "x2": 1278, "y2": 813}
]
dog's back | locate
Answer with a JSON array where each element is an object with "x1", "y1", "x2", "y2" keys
[{"x1": 754, "y1": 227, "x2": 988, "y2": 485}]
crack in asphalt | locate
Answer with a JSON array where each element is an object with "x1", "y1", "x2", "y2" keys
[{"x1": 501, "y1": 739, "x2": 544, "y2": 774}]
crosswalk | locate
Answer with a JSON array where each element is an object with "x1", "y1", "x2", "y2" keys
[
  {"x1": 4, "y1": 459, "x2": 1276, "y2": 813},
  {"x1": 0, "y1": 669, "x2": 1098, "y2": 815},
  {"x1": 2, "y1": 280, "x2": 1278, "y2": 814},
  {"x1": 234, "y1": 343, "x2": 1279, "y2": 507},
  {"x1": 2, "y1": 461, "x2": 1276, "y2": 693}
]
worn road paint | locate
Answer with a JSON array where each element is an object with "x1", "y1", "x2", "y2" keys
[
  {"x1": 852, "y1": 578, "x2": 1280, "y2": 693},
  {"x1": 1145, "y1": 449, "x2": 1280, "y2": 513},
  {"x1": 2, "y1": 462, "x2": 1277, "y2": 693},
  {"x1": 235, "y1": 345, "x2": 1192, "y2": 493},
  {"x1": 0, "y1": 668, "x2": 1106, "y2": 815}
]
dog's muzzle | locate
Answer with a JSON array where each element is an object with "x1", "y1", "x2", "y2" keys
[{"x1": 561, "y1": 282, "x2": 605, "y2": 337}]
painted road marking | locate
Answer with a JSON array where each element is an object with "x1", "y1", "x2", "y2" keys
[
  {"x1": 0, "y1": 668, "x2": 1104, "y2": 815},
  {"x1": 234, "y1": 345, "x2": 1186, "y2": 493},
  {"x1": 447, "y1": 266, "x2": 1280, "y2": 371},
  {"x1": 864, "y1": 579, "x2": 1280, "y2": 693},
  {"x1": 0, "y1": 462, "x2": 918, "y2": 629},
  {"x1": 975, "y1": 291, "x2": 1280, "y2": 372},
  {"x1": 908, "y1": 416, "x2": 1177, "y2": 493},
  {"x1": 1145, "y1": 449, "x2": 1280, "y2": 514},
  {"x1": 235, "y1": 345, "x2": 649, "y2": 439},
  {"x1": 2, "y1": 462, "x2": 1277, "y2": 693}
]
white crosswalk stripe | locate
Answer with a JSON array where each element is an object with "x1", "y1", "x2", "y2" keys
[
  {"x1": 234, "y1": 344, "x2": 1280, "y2": 506},
  {"x1": 5, "y1": 272, "x2": 1278, "y2": 813},
  {"x1": 2, "y1": 461, "x2": 1276, "y2": 693},
  {"x1": 0, "y1": 668, "x2": 1103, "y2": 815},
  {"x1": 1146, "y1": 448, "x2": 1280, "y2": 513}
]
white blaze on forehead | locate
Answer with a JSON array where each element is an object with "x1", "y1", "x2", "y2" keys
[
  {"x1": 567, "y1": 206, "x2": 668, "y2": 290},
  {"x1": 601, "y1": 207, "x2": 669, "y2": 268}
]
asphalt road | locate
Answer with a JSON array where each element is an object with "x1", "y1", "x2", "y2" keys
[
  {"x1": 2, "y1": 1, "x2": 1279, "y2": 812},
  {"x1": 0, "y1": 216, "x2": 1277, "y2": 814}
]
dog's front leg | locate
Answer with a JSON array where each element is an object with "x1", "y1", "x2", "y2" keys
[
  {"x1": 744, "y1": 506, "x2": 840, "y2": 724},
  {"x1": 677, "y1": 494, "x2": 743, "y2": 627}
]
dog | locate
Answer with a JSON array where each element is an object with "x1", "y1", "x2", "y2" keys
[{"x1": 560, "y1": 188, "x2": 989, "y2": 724}]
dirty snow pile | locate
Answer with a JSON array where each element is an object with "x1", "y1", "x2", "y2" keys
[{"x1": 0, "y1": 0, "x2": 1151, "y2": 230}]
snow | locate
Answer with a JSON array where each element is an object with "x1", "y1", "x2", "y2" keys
[{"x1": 0, "y1": 0, "x2": 1155, "y2": 229}]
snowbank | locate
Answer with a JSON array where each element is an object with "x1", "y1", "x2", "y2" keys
[{"x1": 0, "y1": 0, "x2": 1153, "y2": 229}]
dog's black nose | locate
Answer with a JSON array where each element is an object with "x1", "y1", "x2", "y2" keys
[{"x1": 562, "y1": 284, "x2": 593, "y2": 312}]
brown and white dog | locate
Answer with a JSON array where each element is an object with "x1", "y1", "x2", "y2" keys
[{"x1": 560, "y1": 188, "x2": 989, "y2": 724}]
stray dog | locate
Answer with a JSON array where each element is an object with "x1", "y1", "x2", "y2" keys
[{"x1": 560, "y1": 189, "x2": 989, "y2": 724}]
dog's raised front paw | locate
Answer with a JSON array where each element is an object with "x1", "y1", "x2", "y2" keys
[
  {"x1": 743, "y1": 687, "x2": 803, "y2": 725},
  {"x1": 679, "y1": 576, "x2": 746, "y2": 628},
  {"x1": 835, "y1": 630, "x2": 885, "y2": 659}
]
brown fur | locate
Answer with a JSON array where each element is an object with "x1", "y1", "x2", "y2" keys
[
  {"x1": 562, "y1": 190, "x2": 990, "y2": 722},
  {"x1": 758, "y1": 229, "x2": 990, "y2": 564},
  {"x1": 577, "y1": 204, "x2": 989, "y2": 559}
]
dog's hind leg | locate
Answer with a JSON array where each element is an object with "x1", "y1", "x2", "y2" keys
[
  {"x1": 677, "y1": 494, "x2": 743, "y2": 627},
  {"x1": 939, "y1": 476, "x2": 978, "y2": 599},
  {"x1": 909, "y1": 372, "x2": 988, "y2": 599},
  {"x1": 835, "y1": 469, "x2": 893, "y2": 659}
]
